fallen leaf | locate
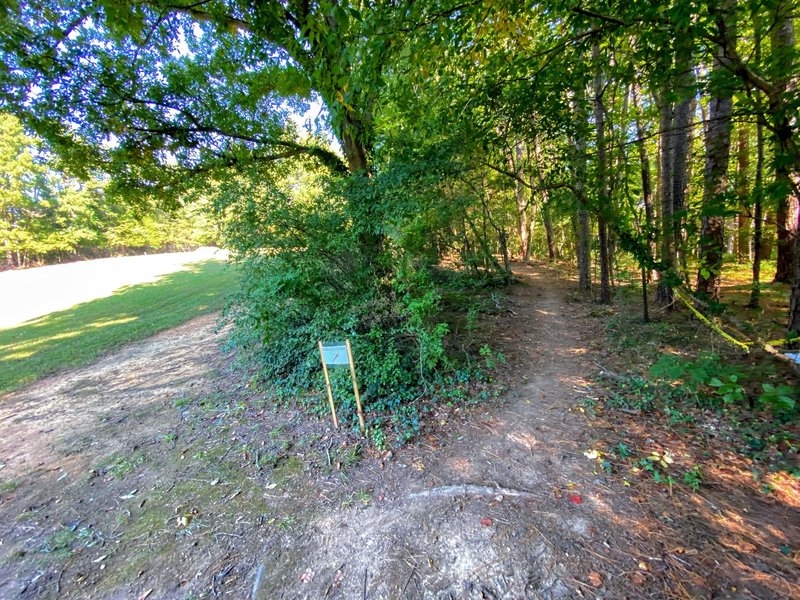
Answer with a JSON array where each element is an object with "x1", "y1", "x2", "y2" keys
[
  {"x1": 631, "y1": 572, "x2": 647, "y2": 585},
  {"x1": 638, "y1": 561, "x2": 650, "y2": 571},
  {"x1": 588, "y1": 571, "x2": 603, "y2": 587},
  {"x1": 480, "y1": 517, "x2": 493, "y2": 527},
  {"x1": 299, "y1": 568, "x2": 314, "y2": 583},
  {"x1": 569, "y1": 494, "x2": 583, "y2": 504}
]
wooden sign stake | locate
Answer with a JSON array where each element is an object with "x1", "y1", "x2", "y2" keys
[
  {"x1": 318, "y1": 341, "x2": 339, "y2": 429},
  {"x1": 345, "y1": 339, "x2": 366, "y2": 433}
]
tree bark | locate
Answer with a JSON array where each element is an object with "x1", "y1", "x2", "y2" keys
[
  {"x1": 510, "y1": 140, "x2": 531, "y2": 262},
  {"x1": 656, "y1": 92, "x2": 675, "y2": 304},
  {"x1": 736, "y1": 124, "x2": 751, "y2": 262},
  {"x1": 772, "y1": 6, "x2": 798, "y2": 283},
  {"x1": 749, "y1": 115, "x2": 765, "y2": 307},
  {"x1": 789, "y1": 177, "x2": 800, "y2": 333},
  {"x1": 534, "y1": 135, "x2": 557, "y2": 260},
  {"x1": 631, "y1": 84, "x2": 655, "y2": 267},
  {"x1": 697, "y1": 2, "x2": 735, "y2": 300},
  {"x1": 570, "y1": 90, "x2": 591, "y2": 294},
  {"x1": 593, "y1": 42, "x2": 612, "y2": 303}
]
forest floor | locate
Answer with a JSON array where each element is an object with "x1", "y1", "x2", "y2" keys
[{"x1": 0, "y1": 263, "x2": 798, "y2": 599}]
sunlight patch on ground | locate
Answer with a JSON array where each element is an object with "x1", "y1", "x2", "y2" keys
[{"x1": 0, "y1": 248, "x2": 227, "y2": 329}]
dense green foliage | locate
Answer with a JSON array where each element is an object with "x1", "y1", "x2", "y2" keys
[
  {"x1": 1, "y1": 1, "x2": 797, "y2": 435},
  {"x1": 0, "y1": 260, "x2": 235, "y2": 394},
  {"x1": 0, "y1": 114, "x2": 218, "y2": 268}
]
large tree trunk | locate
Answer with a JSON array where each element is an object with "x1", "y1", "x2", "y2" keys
[
  {"x1": 339, "y1": 114, "x2": 370, "y2": 174},
  {"x1": 697, "y1": 3, "x2": 734, "y2": 300},
  {"x1": 671, "y1": 37, "x2": 695, "y2": 282},
  {"x1": 772, "y1": 7, "x2": 798, "y2": 283},
  {"x1": 593, "y1": 42, "x2": 612, "y2": 303}
]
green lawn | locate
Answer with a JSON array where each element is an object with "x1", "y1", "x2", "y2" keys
[{"x1": 0, "y1": 260, "x2": 237, "y2": 395}]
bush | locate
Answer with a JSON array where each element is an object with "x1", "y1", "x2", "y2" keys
[{"x1": 216, "y1": 162, "x2": 472, "y2": 440}]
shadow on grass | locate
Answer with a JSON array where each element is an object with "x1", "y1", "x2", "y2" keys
[{"x1": 0, "y1": 260, "x2": 237, "y2": 395}]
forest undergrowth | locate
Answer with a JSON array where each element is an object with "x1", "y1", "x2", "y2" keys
[{"x1": 585, "y1": 258, "x2": 798, "y2": 505}]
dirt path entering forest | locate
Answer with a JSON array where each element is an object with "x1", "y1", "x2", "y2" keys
[
  {"x1": 250, "y1": 263, "x2": 613, "y2": 598},
  {"x1": 1, "y1": 264, "x2": 797, "y2": 599}
]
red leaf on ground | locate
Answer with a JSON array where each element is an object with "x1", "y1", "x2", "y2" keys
[
  {"x1": 588, "y1": 571, "x2": 603, "y2": 587},
  {"x1": 568, "y1": 494, "x2": 583, "y2": 504},
  {"x1": 480, "y1": 517, "x2": 493, "y2": 526},
  {"x1": 631, "y1": 572, "x2": 647, "y2": 585}
]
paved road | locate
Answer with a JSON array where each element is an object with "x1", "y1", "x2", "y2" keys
[{"x1": 0, "y1": 248, "x2": 228, "y2": 329}]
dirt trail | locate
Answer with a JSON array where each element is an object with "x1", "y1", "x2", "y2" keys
[
  {"x1": 1, "y1": 264, "x2": 796, "y2": 599},
  {"x1": 252, "y1": 263, "x2": 635, "y2": 599}
]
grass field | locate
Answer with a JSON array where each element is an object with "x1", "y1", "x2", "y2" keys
[{"x1": 0, "y1": 260, "x2": 237, "y2": 395}]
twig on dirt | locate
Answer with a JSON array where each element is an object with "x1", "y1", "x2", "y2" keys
[
  {"x1": 398, "y1": 565, "x2": 416, "y2": 599},
  {"x1": 250, "y1": 563, "x2": 265, "y2": 600},
  {"x1": 591, "y1": 360, "x2": 623, "y2": 381},
  {"x1": 324, "y1": 563, "x2": 345, "y2": 598},
  {"x1": 362, "y1": 567, "x2": 368, "y2": 600},
  {"x1": 584, "y1": 546, "x2": 620, "y2": 565}
]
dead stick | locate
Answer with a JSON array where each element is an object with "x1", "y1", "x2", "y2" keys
[{"x1": 399, "y1": 566, "x2": 416, "y2": 599}]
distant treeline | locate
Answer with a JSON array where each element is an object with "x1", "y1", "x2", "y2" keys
[{"x1": 0, "y1": 113, "x2": 218, "y2": 270}]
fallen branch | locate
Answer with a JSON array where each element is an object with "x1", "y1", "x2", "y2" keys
[
  {"x1": 405, "y1": 483, "x2": 541, "y2": 502},
  {"x1": 674, "y1": 287, "x2": 800, "y2": 377}
]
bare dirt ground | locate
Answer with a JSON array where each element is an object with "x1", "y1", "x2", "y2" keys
[{"x1": 0, "y1": 264, "x2": 797, "y2": 599}]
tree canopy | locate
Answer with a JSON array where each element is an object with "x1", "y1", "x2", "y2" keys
[{"x1": 2, "y1": 0, "x2": 799, "y2": 431}]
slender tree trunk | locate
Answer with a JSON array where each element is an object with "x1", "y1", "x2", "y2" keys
[
  {"x1": 534, "y1": 136, "x2": 557, "y2": 260},
  {"x1": 656, "y1": 93, "x2": 676, "y2": 304},
  {"x1": 593, "y1": 42, "x2": 612, "y2": 303},
  {"x1": 736, "y1": 124, "x2": 751, "y2": 262},
  {"x1": 510, "y1": 141, "x2": 531, "y2": 262},
  {"x1": 749, "y1": 116, "x2": 765, "y2": 307},
  {"x1": 571, "y1": 91, "x2": 591, "y2": 294},
  {"x1": 789, "y1": 176, "x2": 800, "y2": 333},
  {"x1": 632, "y1": 84, "x2": 655, "y2": 266},
  {"x1": 697, "y1": 2, "x2": 734, "y2": 300},
  {"x1": 760, "y1": 210, "x2": 774, "y2": 259}
]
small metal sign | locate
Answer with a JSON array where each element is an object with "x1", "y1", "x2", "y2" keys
[
  {"x1": 321, "y1": 342, "x2": 349, "y2": 366},
  {"x1": 318, "y1": 339, "x2": 366, "y2": 434}
]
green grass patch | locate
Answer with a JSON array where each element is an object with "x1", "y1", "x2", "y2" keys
[{"x1": 0, "y1": 260, "x2": 237, "y2": 394}]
